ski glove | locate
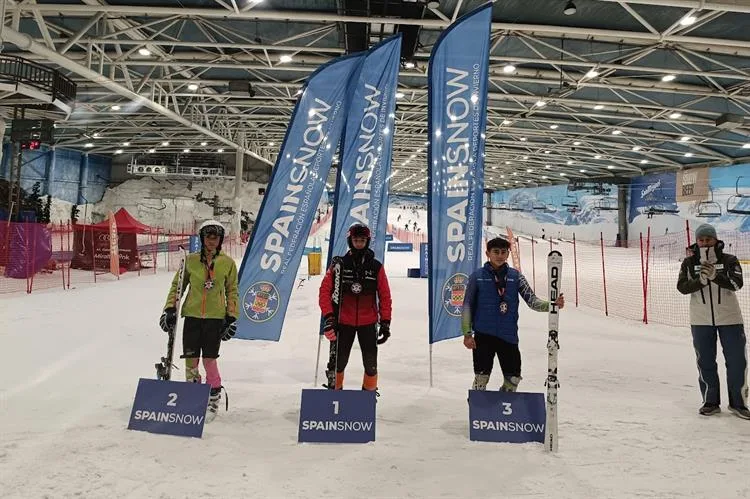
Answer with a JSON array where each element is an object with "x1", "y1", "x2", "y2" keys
[
  {"x1": 160, "y1": 307, "x2": 177, "y2": 333},
  {"x1": 221, "y1": 316, "x2": 237, "y2": 341},
  {"x1": 377, "y1": 321, "x2": 391, "y2": 345},
  {"x1": 323, "y1": 314, "x2": 336, "y2": 341},
  {"x1": 699, "y1": 263, "x2": 717, "y2": 284}
]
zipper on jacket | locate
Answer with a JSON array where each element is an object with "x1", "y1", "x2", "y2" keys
[{"x1": 707, "y1": 282, "x2": 716, "y2": 326}]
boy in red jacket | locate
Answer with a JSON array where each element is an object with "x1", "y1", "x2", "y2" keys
[{"x1": 319, "y1": 224, "x2": 392, "y2": 391}]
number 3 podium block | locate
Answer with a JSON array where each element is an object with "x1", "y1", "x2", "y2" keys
[
  {"x1": 128, "y1": 378, "x2": 211, "y2": 438},
  {"x1": 298, "y1": 389, "x2": 376, "y2": 443},
  {"x1": 468, "y1": 390, "x2": 546, "y2": 444}
]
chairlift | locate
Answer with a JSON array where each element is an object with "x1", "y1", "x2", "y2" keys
[
  {"x1": 509, "y1": 202, "x2": 522, "y2": 211},
  {"x1": 726, "y1": 176, "x2": 750, "y2": 215},
  {"x1": 544, "y1": 203, "x2": 558, "y2": 213},
  {"x1": 595, "y1": 197, "x2": 618, "y2": 211},
  {"x1": 532, "y1": 199, "x2": 546, "y2": 210},
  {"x1": 646, "y1": 204, "x2": 679, "y2": 215},
  {"x1": 497, "y1": 203, "x2": 510, "y2": 210},
  {"x1": 696, "y1": 189, "x2": 722, "y2": 218},
  {"x1": 562, "y1": 195, "x2": 579, "y2": 208}
]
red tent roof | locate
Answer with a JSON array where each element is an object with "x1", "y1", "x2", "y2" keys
[{"x1": 76, "y1": 208, "x2": 159, "y2": 233}]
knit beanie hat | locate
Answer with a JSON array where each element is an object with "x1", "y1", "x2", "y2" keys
[{"x1": 695, "y1": 223, "x2": 717, "y2": 240}]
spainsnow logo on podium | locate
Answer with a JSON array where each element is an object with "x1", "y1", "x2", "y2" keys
[
  {"x1": 298, "y1": 389, "x2": 376, "y2": 443},
  {"x1": 128, "y1": 378, "x2": 211, "y2": 438},
  {"x1": 468, "y1": 390, "x2": 546, "y2": 443}
]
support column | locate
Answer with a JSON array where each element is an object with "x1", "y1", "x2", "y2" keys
[
  {"x1": 617, "y1": 183, "x2": 629, "y2": 248},
  {"x1": 483, "y1": 188, "x2": 494, "y2": 226},
  {"x1": 0, "y1": 118, "x2": 6, "y2": 179},
  {"x1": 232, "y1": 141, "x2": 244, "y2": 237},
  {"x1": 78, "y1": 153, "x2": 89, "y2": 205},
  {"x1": 44, "y1": 146, "x2": 57, "y2": 196}
]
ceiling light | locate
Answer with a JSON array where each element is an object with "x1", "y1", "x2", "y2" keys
[
  {"x1": 93, "y1": 132, "x2": 100, "y2": 138},
  {"x1": 542, "y1": 175, "x2": 548, "y2": 179},
  {"x1": 138, "y1": 48, "x2": 151, "y2": 56},
  {"x1": 680, "y1": 136, "x2": 691, "y2": 142},
  {"x1": 520, "y1": 137, "x2": 527, "y2": 141},
  {"x1": 183, "y1": 149, "x2": 190, "y2": 153},
  {"x1": 115, "y1": 149, "x2": 123, "y2": 154},
  {"x1": 84, "y1": 143, "x2": 93, "y2": 148},
  {"x1": 161, "y1": 141, "x2": 169, "y2": 146},
  {"x1": 607, "y1": 165, "x2": 615, "y2": 169},
  {"x1": 632, "y1": 145, "x2": 642, "y2": 151},
  {"x1": 560, "y1": 172, "x2": 567, "y2": 176},
  {"x1": 669, "y1": 112, "x2": 682, "y2": 119},
  {"x1": 188, "y1": 83, "x2": 199, "y2": 91},
  {"x1": 612, "y1": 130, "x2": 623, "y2": 135},
  {"x1": 523, "y1": 155, "x2": 529, "y2": 160},
  {"x1": 404, "y1": 61, "x2": 415, "y2": 69},
  {"x1": 662, "y1": 74, "x2": 676, "y2": 82},
  {"x1": 563, "y1": 0, "x2": 576, "y2": 15},
  {"x1": 279, "y1": 54, "x2": 293, "y2": 63},
  {"x1": 268, "y1": 141, "x2": 275, "y2": 146},
  {"x1": 122, "y1": 142, "x2": 130, "y2": 146},
  {"x1": 544, "y1": 150, "x2": 551, "y2": 154},
  {"x1": 545, "y1": 165, "x2": 551, "y2": 169},
  {"x1": 535, "y1": 100, "x2": 547, "y2": 107},
  {"x1": 217, "y1": 148, "x2": 224, "y2": 153},
  {"x1": 579, "y1": 169, "x2": 586, "y2": 173},
  {"x1": 550, "y1": 124, "x2": 559, "y2": 129},
  {"x1": 503, "y1": 64, "x2": 516, "y2": 73},
  {"x1": 201, "y1": 141, "x2": 207, "y2": 146},
  {"x1": 111, "y1": 105, "x2": 121, "y2": 111},
  {"x1": 640, "y1": 159, "x2": 649, "y2": 164},
  {"x1": 594, "y1": 154, "x2": 601, "y2": 159},
  {"x1": 567, "y1": 160, "x2": 574, "y2": 165},
  {"x1": 679, "y1": 15, "x2": 697, "y2": 26},
  {"x1": 395, "y1": 92, "x2": 405, "y2": 99},
  {"x1": 684, "y1": 152, "x2": 693, "y2": 157},
  {"x1": 586, "y1": 69, "x2": 599, "y2": 78},
  {"x1": 743, "y1": 143, "x2": 750, "y2": 149},
  {"x1": 594, "y1": 104, "x2": 604, "y2": 110},
  {"x1": 148, "y1": 148, "x2": 155, "y2": 153}
]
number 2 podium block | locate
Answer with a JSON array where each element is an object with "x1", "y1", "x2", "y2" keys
[
  {"x1": 128, "y1": 378, "x2": 211, "y2": 438},
  {"x1": 298, "y1": 389, "x2": 376, "y2": 443},
  {"x1": 468, "y1": 390, "x2": 546, "y2": 444}
]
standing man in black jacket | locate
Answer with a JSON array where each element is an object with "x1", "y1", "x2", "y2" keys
[{"x1": 677, "y1": 223, "x2": 749, "y2": 419}]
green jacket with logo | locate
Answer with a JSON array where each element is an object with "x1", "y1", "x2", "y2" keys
[{"x1": 163, "y1": 251, "x2": 239, "y2": 320}]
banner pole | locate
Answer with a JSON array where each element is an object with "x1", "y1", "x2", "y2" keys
[
  {"x1": 429, "y1": 343, "x2": 433, "y2": 388},
  {"x1": 313, "y1": 334, "x2": 322, "y2": 387}
]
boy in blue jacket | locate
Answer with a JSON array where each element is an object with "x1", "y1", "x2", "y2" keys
[{"x1": 462, "y1": 237, "x2": 565, "y2": 391}]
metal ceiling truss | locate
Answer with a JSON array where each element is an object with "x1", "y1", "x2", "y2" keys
[{"x1": 2, "y1": 0, "x2": 750, "y2": 193}]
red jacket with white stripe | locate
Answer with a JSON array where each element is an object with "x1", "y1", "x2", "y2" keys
[{"x1": 318, "y1": 249, "x2": 392, "y2": 327}]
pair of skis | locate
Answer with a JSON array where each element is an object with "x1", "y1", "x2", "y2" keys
[
  {"x1": 313, "y1": 256, "x2": 343, "y2": 389},
  {"x1": 155, "y1": 247, "x2": 188, "y2": 381},
  {"x1": 545, "y1": 250, "x2": 562, "y2": 453}
]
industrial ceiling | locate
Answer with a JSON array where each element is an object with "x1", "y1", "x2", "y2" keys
[{"x1": 1, "y1": 0, "x2": 750, "y2": 194}]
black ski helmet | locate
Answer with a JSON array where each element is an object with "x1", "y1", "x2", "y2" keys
[
  {"x1": 198, "y1": 220, "x2": 226, "y2": 251},
  {"x1": 347, "y1": 223, "x2": 371, "y2": 250}
]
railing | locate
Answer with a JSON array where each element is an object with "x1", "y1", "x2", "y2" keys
[{"x1": 0, "y1": 54, "x2": 77, "y2": 103}]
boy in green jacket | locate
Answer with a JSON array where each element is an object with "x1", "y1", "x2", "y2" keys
[{"x1": 160, "y1": 220, "x2": 239, "y2": 419}]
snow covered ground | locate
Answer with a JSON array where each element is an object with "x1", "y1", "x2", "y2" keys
[{"x1": 3, "y1": 213, "x2": 750, "y2": 499}]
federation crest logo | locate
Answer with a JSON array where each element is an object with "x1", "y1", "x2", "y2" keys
[
  {"x1": 243, "y1": 281, "x2": 279, "y2": 323},
  {"x1": 442, "y1": 273, "x2": 469, "y2": 317},
  {"x1": 351, "y1": 282, "x2": 363, "y2": 294}
]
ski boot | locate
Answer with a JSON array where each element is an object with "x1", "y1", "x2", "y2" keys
[
  {"x1": 323, "y1": 369, "x2": 336, "y2": 389},
  {"x1": 500, "y1": 376, "x2": 522, "y2": 392},
  {"x1": 207, "y1": 386, "x2": 228, "y2": 423}
]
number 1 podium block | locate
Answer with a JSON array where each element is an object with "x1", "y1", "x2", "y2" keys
[
  {"x1": 298, "y1": 389, "x2": 376, "y2": 443},
  {"x1": 468, "y1": 390, "x2": 546, "y2": 444},
  {"x1": 128, "y1": 378, "x2": 211, "y2": 438}
]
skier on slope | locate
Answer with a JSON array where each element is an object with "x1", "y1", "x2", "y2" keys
[
  {"x1": 159, "y1": 220, "x2": 239, "y2": 420},
  {"x1": 319, "y1": 223, "x2": 392, "y2": 391},
  {"x1": 461, "y1": 237, "x2": 565, "y2": 392},
  {"x1": 677, "y1": 223, "x2": 749, "y2": 419}
]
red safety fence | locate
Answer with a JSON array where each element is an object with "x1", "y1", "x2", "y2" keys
[
  {"x1": 511, "y1": 220, "x2": 750, "y2": 328},
  {"x1": 387, "y1": 223, "x2": 427, "y2": 250}
]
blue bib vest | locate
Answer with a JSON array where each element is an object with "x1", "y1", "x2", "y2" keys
[{"x1": 471, "y1": 263, "x2": 521, "y2": 344}]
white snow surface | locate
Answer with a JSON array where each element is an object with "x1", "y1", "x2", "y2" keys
[{"x1": 2, "y1": 217, "x2": 750, "y2": 499}]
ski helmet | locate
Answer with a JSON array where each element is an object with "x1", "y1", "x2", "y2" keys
[
  {"x1": 347, "y1": 223, "x2": 371, "y2": 250},
  {"x1": 198, "y1": 220, "x2": 225, "y2": 250}
]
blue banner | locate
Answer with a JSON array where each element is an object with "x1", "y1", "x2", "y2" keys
[
  {"x1": 328, "y1": 36, "x2": 402, "y2": 265},
  {"x1": 628, "y1": 172, "x2": 677, "y2": 223},
  {"x1": 127, "y1": 378, "x2": 211, "y2": 438},
  {"x1": 297, "y1": 389, "x2": 376, "y2": 443},
  {"x1": 236, "y1": 54, "x2": 365, "y2": 341},
  {"x1": 427, "y1": 3, "x2": 491, "y2": 344},
  {"x1": 468, "y1": 390, "x2": 546, "y2": 443}
]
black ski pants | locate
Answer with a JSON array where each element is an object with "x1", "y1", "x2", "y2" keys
[
  {"x1": 473, "y1": 332, "x2": 521, "y2": 378},
  {"x1": 327, "y1": 323, "x2": 378, "y2": 376}
]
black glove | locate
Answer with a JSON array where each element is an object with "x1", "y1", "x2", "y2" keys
[
  {"x1": 323, "y1": 314, "x2": 337, "y2": 341},
  {"x1": 377, "y1": 320, "x2": 391, "y2": 345},
  {"x1": 159, "y1": 307, "x2": 176, "y2": 333},
  {"x1": 221, "y1": 316, "x2": 237, "y2": 341}
]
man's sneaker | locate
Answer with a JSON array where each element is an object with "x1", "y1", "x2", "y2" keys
[
  {"x1": 699, "y1": 404, "x2": 721, "y2": 416},
  {"x1": 729, "y1": 406, "x2": 750, "y2": 420}
]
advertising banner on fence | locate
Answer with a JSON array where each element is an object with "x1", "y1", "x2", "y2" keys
[
  {"x1": 108, "y1": 210, "x2": 120, "y2": 277},
  {"x1": 676, "y1": 167, "x2": 709, "y2": 202},
  {"x1": 236, "y1": 53, "x2": 365, "y2": 341},
  {"x1": 328, "y1": 35, "x2": 401, "y2": 265},
  {"x1": 427, "y1": 3, "x2": 491, "y2": 344}
]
